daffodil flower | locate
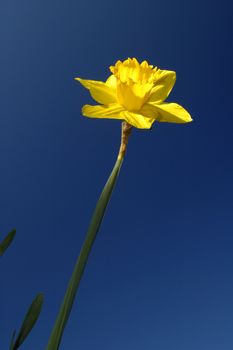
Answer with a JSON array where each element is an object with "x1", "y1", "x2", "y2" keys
[
  {"x1": 75, "y1": 58, "x2": 192, "y2": 129},
  {"x1": 46, "y1": 59, "x2": 192, "y2": 350}
]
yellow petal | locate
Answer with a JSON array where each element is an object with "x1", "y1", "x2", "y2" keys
[
  {"x1": 106, "y1": 74, "x2": 117, "y2": 88},
  {"x1": 148, "y1": 70, "x2": 176, "y2": 103},
  {"x1": 140, "y1": 103, "x2": 159, "y2": 119},
  {"x1": 82, "y1": 103, "x2": 124, "y2": 120},
  {"x1": 120, "y1": 111, "x2": 155, "y2": 129},
  {"x1": 75, "y1": 78, "x2": 116, "y2": 104},
  {"x1": 148, "y1": 102, "x2": 192, "y2": 123},
  {"x1": 82, "y1": 104, "x2": 155, "y2": 129}
]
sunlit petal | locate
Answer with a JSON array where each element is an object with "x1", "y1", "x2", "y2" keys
[
  {"x1": 140, "y1": 103, "x2": 159, "y2": 119},
  {"x1": 105, "y1": 75, "x2": 117, "y2": 89},
  {"x1": 82, "y1": 103, "x2": 124, "y2": 120},
  {"x1": 149, "y1": 102, "x2": 193, "y2": 123},
  {"x1": 148, "y1": 70, "x2": 176, "y2": 103},
  {"x1": 75, "y1": 78, "x2": 116, "y2": 104}
]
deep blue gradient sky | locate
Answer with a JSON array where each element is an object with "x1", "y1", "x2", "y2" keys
[{"x1": 1, "y1": 0, "x2": 233, "y2": 349}]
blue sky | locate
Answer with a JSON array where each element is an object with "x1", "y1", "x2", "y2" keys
[{"x1": 1, "y1": 0, "x2": 233, "y2": 349}]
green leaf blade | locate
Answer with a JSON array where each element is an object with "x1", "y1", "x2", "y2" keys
[
  {"x1": 12, "y1": 293, "x2": 44, "y2": 350},
  {"x1": 0, "y1": 229, "x2": 16, "y2": 257},
  {"x1": 9, "y1": 330, "x2": 16, "y2": 350},
  {"x1": 46, "y1": 157, "x2": 123, "y2": 350}
]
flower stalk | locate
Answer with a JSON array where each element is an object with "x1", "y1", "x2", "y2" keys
[
  {"x1": 118, "y1": 122, "x2": 132, "y2": 160},
  {"x1": 46, "y1": 122, "x2": 132, "y2": 350}
]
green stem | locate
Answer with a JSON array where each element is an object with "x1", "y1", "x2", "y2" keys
[{"x1": 46, "y1": 122, "x2": 132, "y2": 350}]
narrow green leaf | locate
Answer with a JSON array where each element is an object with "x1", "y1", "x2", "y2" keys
[
  {"x1": 0, "y1": 229, "x2": 16, "y2": 257},
  {"x1": 12, "y1": 293, "x2": 44, "y2": 350},
  {"x1": 9, "y1": 330, "x2": 16, "y2": 350},
  {"x1": 46, "y1": 157, "x2": 123, "y2": 350}
]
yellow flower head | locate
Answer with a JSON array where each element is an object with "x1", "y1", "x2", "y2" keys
[{"x1": 75, "y1": 58, "x2": 192, "y2": 129}]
